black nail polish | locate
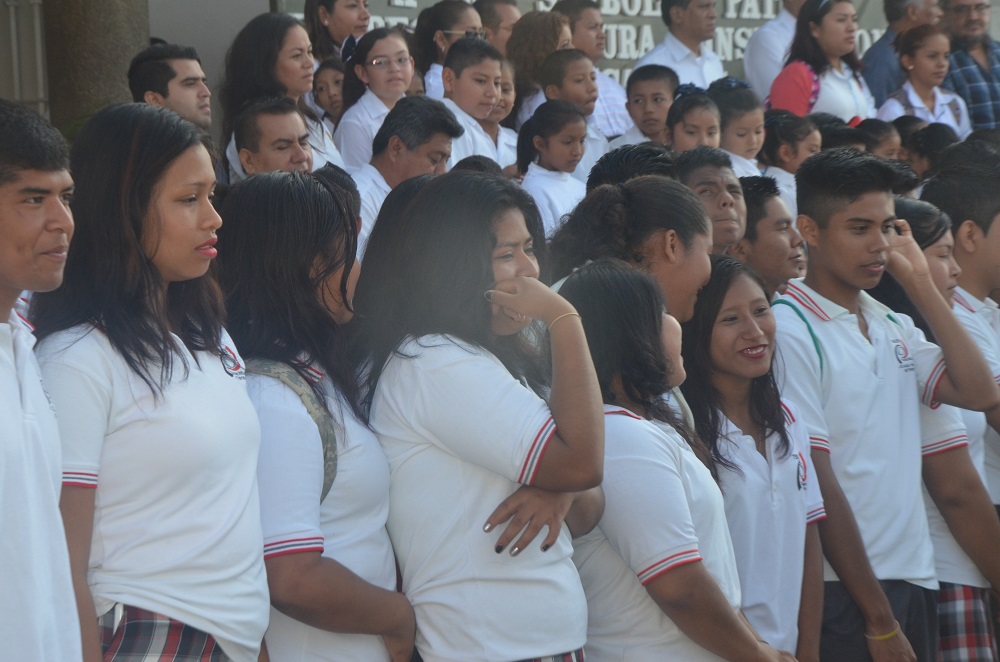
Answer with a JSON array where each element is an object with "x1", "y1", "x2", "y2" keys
[
  {"x1": 495, "y1": 544, "x2": 504, "y2": 553},
  {"x1": 541, "y1": 544, "x2": 550, "y2": 552}
]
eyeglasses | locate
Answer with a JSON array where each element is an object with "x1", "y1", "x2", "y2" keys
[
  {"x1": 366, "y1": 54, "x2": 413, "y2": 69},
  {"x1": 442, "y1": 28, "x2": 488, "y2": 40},
  {"x1": 947, "y1": 2, "x2": 989, "y2": 16}
]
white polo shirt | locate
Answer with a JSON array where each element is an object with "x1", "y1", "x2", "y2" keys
[
  {"x1": 635, "y1": 31, "x2": 726, "y2": 89},
  {"x1": 371, "y1": 335, "x2": 587, "y2": 662},
  {"x1": 351, "y1": 162, "x2": 392, "y2": 258},
  {"x1": 951, "y1": 286, "x2": 1000, "y2": 504},
  {"x1": 592, "y1": 70, "x2": 632, "y2": 139},
  {"x1": 573, "y1": 407, "x2": 740, "y2": 661},
  {"x1": 0, "y1": 311, "x2": 82, "y2": 661},
  {"x1": 715, "y1": 400, "x2": 825, "y2": 652},
  {"x1": 520, "y1": 162, "x2": 587, "y2": 237},
  {"x1": 773, "y1": 280, "x2": 940, "y2": 589},
  {"x1": 571, "y1": 121, "x2": 610, "y2": 183},
  {"x1": 248, "y1": 361, "x2": 397, "y2": 661},
  {"x1": 335, "y1": 89, "x2": 397, "y2": 171},
  {"x1": 811, "y1": 68, "x2": 877, "y2": 122},
  {"x1": 608, "y1": 123, "x2": 650, "y2": 150},
  {"x1": 441, "y1": 98, "x2": 501, "y2": 169},
  {"x1": 36, "y1": 326, "x2": 270, "y2": 661},
  {"x1": 743, "y1": 9, "x2": 796, "y2": 102}
]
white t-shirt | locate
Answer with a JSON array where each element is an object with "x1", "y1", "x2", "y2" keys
[
  {"x1": 36, "y1": 326, "x2": 270, "y2": 661},
  {"x1": 743, "y1": 9, "x2": 796, "y2": 102},
  {"x1": 635, "y1": 31, "x2": 726, "y2": 89},
  {"x1": 519, "y1": 162, "x2": 587, "y2": 237},
  {"x1": 571, "y1": 121, "x2": 610, "y2": 184},
  {"x1": 351, "y1": 162, "x2": 392, "y2": 259},
  {"x1": 715, "y1": 400, "x2": 825, "y2": 652},
  {"x1": 876, "y1": 81, "x2": 972, "y2": 140},
  {"x1": 441, "y1": 98, "x2": 502, "y2": 169},
  {"x1": 248, "y1": 362, "x2": 397, "y2": 661},
  {"x1": 0, "y1": 311, "x2": 82, "y2": 661},
  {"x1": 773, "y1": 280, "x2": 940, "y2": 589},
  {"x1": 371, "y1": 335, "x2": 588, "y2": 662},
  {"x1": 763, "y1": 165, "x2": 797, "y2": 220},
  {"x1": 424, "y1": 64, "x2": 445, "y2": 100},
  {"x1": 608, "y1": 123, "x2": 650, "y2": 150},
  {"x1": 496, "y1": 125, "x2": 518, "y2": 169},
  {"x1": 592, "y1": 70, "x2": 633, "y2": 139},
  {"x1": 811, "y1": 67, "x2": 877, "y2": 121},
  {"x1": 573, "y1": 407, "x2": 741, "y2": 662},
  {"x1": 951, "y1": 286, "x2": 1000, "y2": 503},
  {"x1": 335, "y1": 89, "x2": 397, "y2": 172}
]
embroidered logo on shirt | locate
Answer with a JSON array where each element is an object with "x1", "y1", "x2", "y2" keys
[
  {"x1": 892, "y1": 338, "x2": 915, "y2": 373},
  {"x1": 220, "y1": 345, "x2": 245, "y2": 380},
  {"x1": 796, "y1": 451, "x2": 808, "y2": 491}
]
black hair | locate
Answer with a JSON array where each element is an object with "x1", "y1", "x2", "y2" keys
[
  {"x1": 413, "y1": 0, "x2": 477, "y2": 73},
  {"x1": 473, "y1": 0, "x2": 519, "y2": 30},
  {"x1": 217, "y1": 170, "x2": 365, "y2": 421},
  {"x1": 452, "y1": 154, "x2": 505, "y2": 174},
  {"x1": 539, "y1": 48, "x2": 590, "y2": 91},
  {"x1": 625, "y1": 64, "x2": 680, "y2": 97},
  {"x1": 796, "y1": 148, "x2": 911, "y2": 227},
  {"x1": 922, "y1": 141, "x2": 1000, "y2": 237},
  {"x1": 317, "y1": 55, "x2": 346, "y2": 78},
  {"x1": 32, "y1": 104, "x2": 222, "y2": 395},
  {"x1": 906, "y1": 123, "x2": 959, "y2": 177},
  {"x1": 313, "y1": 163, "x2": 362, "y2": 218},
  {"x1": 516, "y1": 99, "x2": 587, "y2": 174},
  {"x1": 787, "y1": 0, "x2": 863, "y2": 76},
  {"x1": 675, "y1": 145, "x2": 733, "y2": 186},
  {"x1": 549, "y1": 175, "x2": 710, "y2": 280},
  {"x1": 867, "y1": 197, "x2": 952, "y2": 342},
  {"x1": 233, "y1": 96, "x2": 305, "y2": 153},
  {"x1": 371, "y1": 95, "x2": 464, "y2": 157},
  {"x1": 892, "y1": 115, "x2": 928, "y2": 146},
  {"x1": 220, "y1": 13, "x2": 307, "y2": 151},
  {"x1": 551, "y1": 0, "x2": 600, "y2": 25},
  {"x1": 559, "y1": 258, "x2": 707, "y2": 464},
  {"x1": 807, "y1": 111, "x2": 847, "y2": 132},
  {"x1": 444, "y1": 36, "x2": 503, "y2": 78},
  {"x1": 586, "y1": 143, "x2": 677, "y2": 192},
  {"x1": 128, "y1": 43, "x2": 202, "y2": 102},
  {"x1": 505, "y1": 10, "x2": 571, "y2": 127},
  {"x1": 706, "y1": 77, "x2": 763, "y2": 131},
  {"x1": 760, "y1": 109, "x2": 818, "y2": 168},
  {"x1": 660, "y1": 0, "x2": 694, "y2": 26},
  {"x1": 884, "y1": 0, "x2": 918, "y2": 22},
  {"x1": 342, "y1": 27, "x2": 412, "y2": 112},
  {"x1": 894, "y1": 23, "x2": 947, "y2": 61},
  {"x1": 855, "y1": 118, "x2": 899, "y2": 151},
  {"x1": 966, "y1": 128, "x2": 1000, "y2": 148},
  {"x1": 821, "y1": 126, "x2": 867, "y2": 150},
  {"x1": 739, "y1": 175, "x2": 782, "y2": 242},
  {"x1": 353, "y1": 171, "x2": 547, "y2": 413},
  {"x1": 666, "y1": 85, "x2": 719, "y2": 132},
  {"x1": 680, "y1": 254, "x2": 790, "y2": 475},
  {"x1": 0, "y1": 99, "x2": 69, "y2": 185},
  {"x1": 304, "y1": 0, "x2": 347, "y2": 60}
]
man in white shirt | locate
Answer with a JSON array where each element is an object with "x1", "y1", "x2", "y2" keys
[
  {"x1": 232, "y1": 97, "x2": 314, "y2": 177},
  {"x1": 354, "y1": 95, "x2": 464, "y2": 254},
  {"x1": 474, "y1": 0, "x2": 521, "y2": 56},
  {"x1": 634, "y1": 0, "x2": 726, "y2": 88},
  {"x1": 0, "y1": 99, "x2": 82, "y2": 661},
  {"x1": 743, "y1": 0, "x2": 806, "y2": 102}
]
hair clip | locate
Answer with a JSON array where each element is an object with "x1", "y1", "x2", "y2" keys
[
  {"x1": 674, "y1": 83, "x2": 707, "y2": 100},
  {"x1": 714, "y1": 76, "x2": 751, "y2": 91}
]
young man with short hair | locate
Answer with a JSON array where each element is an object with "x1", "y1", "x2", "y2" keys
[
  {"x1": 234, "y1": 97, "x2": 313, "y2": 177},
  {"x1": 677, "y1": 146, "x2": 746, "y2": 254},
  {"x1": 585, "y1": 142, "x2": 676, "y2": 191},
  {"x1": 609, "y1": 64, "x2": 679, "y2": 149},
  {"x1": 440, "y1": 37, "x2": 504, "y2": 169},
  {"x1": 128, "y1": 43, "x2": 212, "y2": 131},
  {"x1": 0, "y1": 99, "x2": 81, "y2": 661},
  {"x1": 774, "y1": 148, "x2": 998, "y2": 661},
  {"x1": 732, "y1": 175, "x2": 804, "y2": 296},
  {"x1": 473, "y1": 0, "x2": 521, "y2": 56},
  {"x1": 634, "y1": 0, "x2": 725, "y2": 88}
]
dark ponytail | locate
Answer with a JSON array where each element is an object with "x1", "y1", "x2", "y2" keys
[
  {"x1": 760, "y1": 109, "x2": 818, "y2": 167},
  {"x1": 516, "y1": 99, "x2": 586, "y2": 174}
]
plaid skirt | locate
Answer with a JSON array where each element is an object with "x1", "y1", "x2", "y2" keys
[
  {"x1": 99, "y1": 604, "x2": 229, "y2": 661},
  {"x1": 515, "y1": 649, "x2": 585, "y2": 662},
  {"x1": 938, "y1": 582, "x2": 998, "y2": 662}
]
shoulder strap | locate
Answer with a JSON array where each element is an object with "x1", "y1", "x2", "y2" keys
[
  {"x1": 772, "y1": 299, "x2": 824, "y2": 377},
  {"x1": 887, "y1": 88, "x2": 914, "y2": 114},
  {"x1": 246, "y1": 358, "x2": 338, "y2": 502},
  {"x1": 946, "y1": 97, "x2": 962, "y2": 126}
]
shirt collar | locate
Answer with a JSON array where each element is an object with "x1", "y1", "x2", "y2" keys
[
  {"x1": 952, "y1": 285, "x2": 996, "y2": 314},
  {"x1": 665, "y1": 30, "x2": 702, "y2": 60}
]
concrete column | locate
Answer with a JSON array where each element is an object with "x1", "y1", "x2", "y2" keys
[{"x1": 42, "y1": 0, "x2": 149, "y2": 135}]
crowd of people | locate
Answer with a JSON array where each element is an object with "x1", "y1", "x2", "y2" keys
[{"x1": 3, "y1": 0, "x2": 1000, "y2": 661}]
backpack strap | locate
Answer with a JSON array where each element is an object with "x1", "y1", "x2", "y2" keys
[
  {"x1": 246, "y1": 358, "x2": 338, "y2": 502},
  {"x1": 772, "y1": 299, "x2": 824, "y2": 377},
  {"x1": 887, "y1": 88, "x2": 914, "y2": 115}
]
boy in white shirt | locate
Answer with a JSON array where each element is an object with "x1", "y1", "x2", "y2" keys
[
  {"x1": 540, "y1": 48, "x2": 610, "y2": 183},
  {"x1": 773, "y1": 148, "x2": 998, "y2": 661},
  {"x1": 676, "y1": 146, "x2": 747, "y2": 255},
  {"x1": 440, "y1": 37, "x2": 504, "y2": 169},
  {"x1": 0, "y1": 100, "x2": 82, "y2": 661},
  {"x1": 610, "y1": 64, "x2": 678, "y2": 150}
]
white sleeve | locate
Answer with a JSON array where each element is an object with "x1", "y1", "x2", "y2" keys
[
  {"x1": 599, "y1": 417, "x2": 703, "y2": 585},
  {"x1": 246, "y1": 375, "x2": 326, "y2": 559},
  {"x1": 773, "y1": 305, "x2": 832, "y2": 454},
  {"x1": 876, "y1": 98, "x2": 904, "y2": 123},
  {"x1": 744, "y1": 29, "x2": 784, "y2": 102},
  {"x1": 920, "y1": 403, "x2": 970, "y2": 457},
  {"x1": 783, "y1": 400, "x2": 825, "y2": 523},
  {"x1": 380, "y1": 339, "x2": 556, "y2": 484},
  {"x1": 333, "y1": 111, "x2": 375, "y2": 172}
]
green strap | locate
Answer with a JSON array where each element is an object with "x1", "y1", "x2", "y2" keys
[
  {"x1": 772, "y1": 299, "x2": 824, "y2": 377},
  {"x1": 246, "y1": 358, "x2": 338, "y2": 502}
]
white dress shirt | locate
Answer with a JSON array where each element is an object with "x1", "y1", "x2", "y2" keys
[
  {"x1": 634, "y1": 30, "x2": 726, "y2": 89},
  {"x1": 743, "y1": 9, "x2": 796, "y2": 102}
]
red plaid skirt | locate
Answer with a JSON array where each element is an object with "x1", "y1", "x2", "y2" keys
[
  {"x1": 99, "y1": 604, "x2": 229, "y2": 661},
  {"x1": 938, "y1": 582, "x2": 998, "y2": 661}
]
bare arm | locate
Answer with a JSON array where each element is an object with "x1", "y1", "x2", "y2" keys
[
  {"x1": 59, "y1": 486, "x2": 103, "y2": 662},
  {"x1": 923, "y1": 447, "x2": 1000, "y2": 589},
  {"x1": 796, "y1": 524, "x2": 824, "y2": 662},
  {"x1": 483, "y1": 486, "x2": 605, "y2": 555},
  {"x1": 265, "y1": 553, "x2": 415, "y2": 662},
  {"x1": 811, "y1": 450, "x2": 916, "y2": 662}
]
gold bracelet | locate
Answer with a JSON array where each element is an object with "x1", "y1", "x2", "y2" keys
[
  {"x1": 864, "y1": 621, "x2": 900, "y2": 641},
  {"x1": 548, "y1": 311, "x2": 581, "y2": 330}
]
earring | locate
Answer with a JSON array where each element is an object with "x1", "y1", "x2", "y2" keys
[
  {"x1": 907, "y1": 65, "x2": 914, "y2": 70},
  {"x1": 323, "y1": 19, "x2": 328, "y2": 25}
]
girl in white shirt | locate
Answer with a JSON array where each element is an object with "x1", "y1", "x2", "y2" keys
[
  {"x1": 335, "y1": 28, "x2": 414, "y2": 170},
  {"x1": 354, "y1": 171, "x2": 605, "y2": 662},
  {"x1": 708, "y1": 77, "x2": 765, "y2": 178},
  {"x1": 412, "y1": 0, "x2": 485, "y2": 100},
  {"x1": 218, "y1": 171, "x2": 416, "y2": 661},
  {"x1": 518, "y1": 100, "x2": 589, "y2": 236},
  {"x1": 876, "y1": 25, "x2": 972, "y2": 140},
  {"x1": 32, "y1": 104, "x2": 269, "y2": 662},
  {"x1": 559, "y1": 258, "x2": 792, "y2": 662},
  {"x1": 679, "y1": 255, "x2": 825, "y2": 658},
  {"x1": 759, "y1": 110, "x2": 822, "y2": 220},
  {"x1": 478, "y1": 59, "x2": 519, "y2": 173}
]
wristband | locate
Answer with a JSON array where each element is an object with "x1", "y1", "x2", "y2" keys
[
  {"x1": 547, "y1": 311, "x2": 581, "y2": 330},
  {"x1": 864, "y1": 621, "x2": 900, "y2": 642}
]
